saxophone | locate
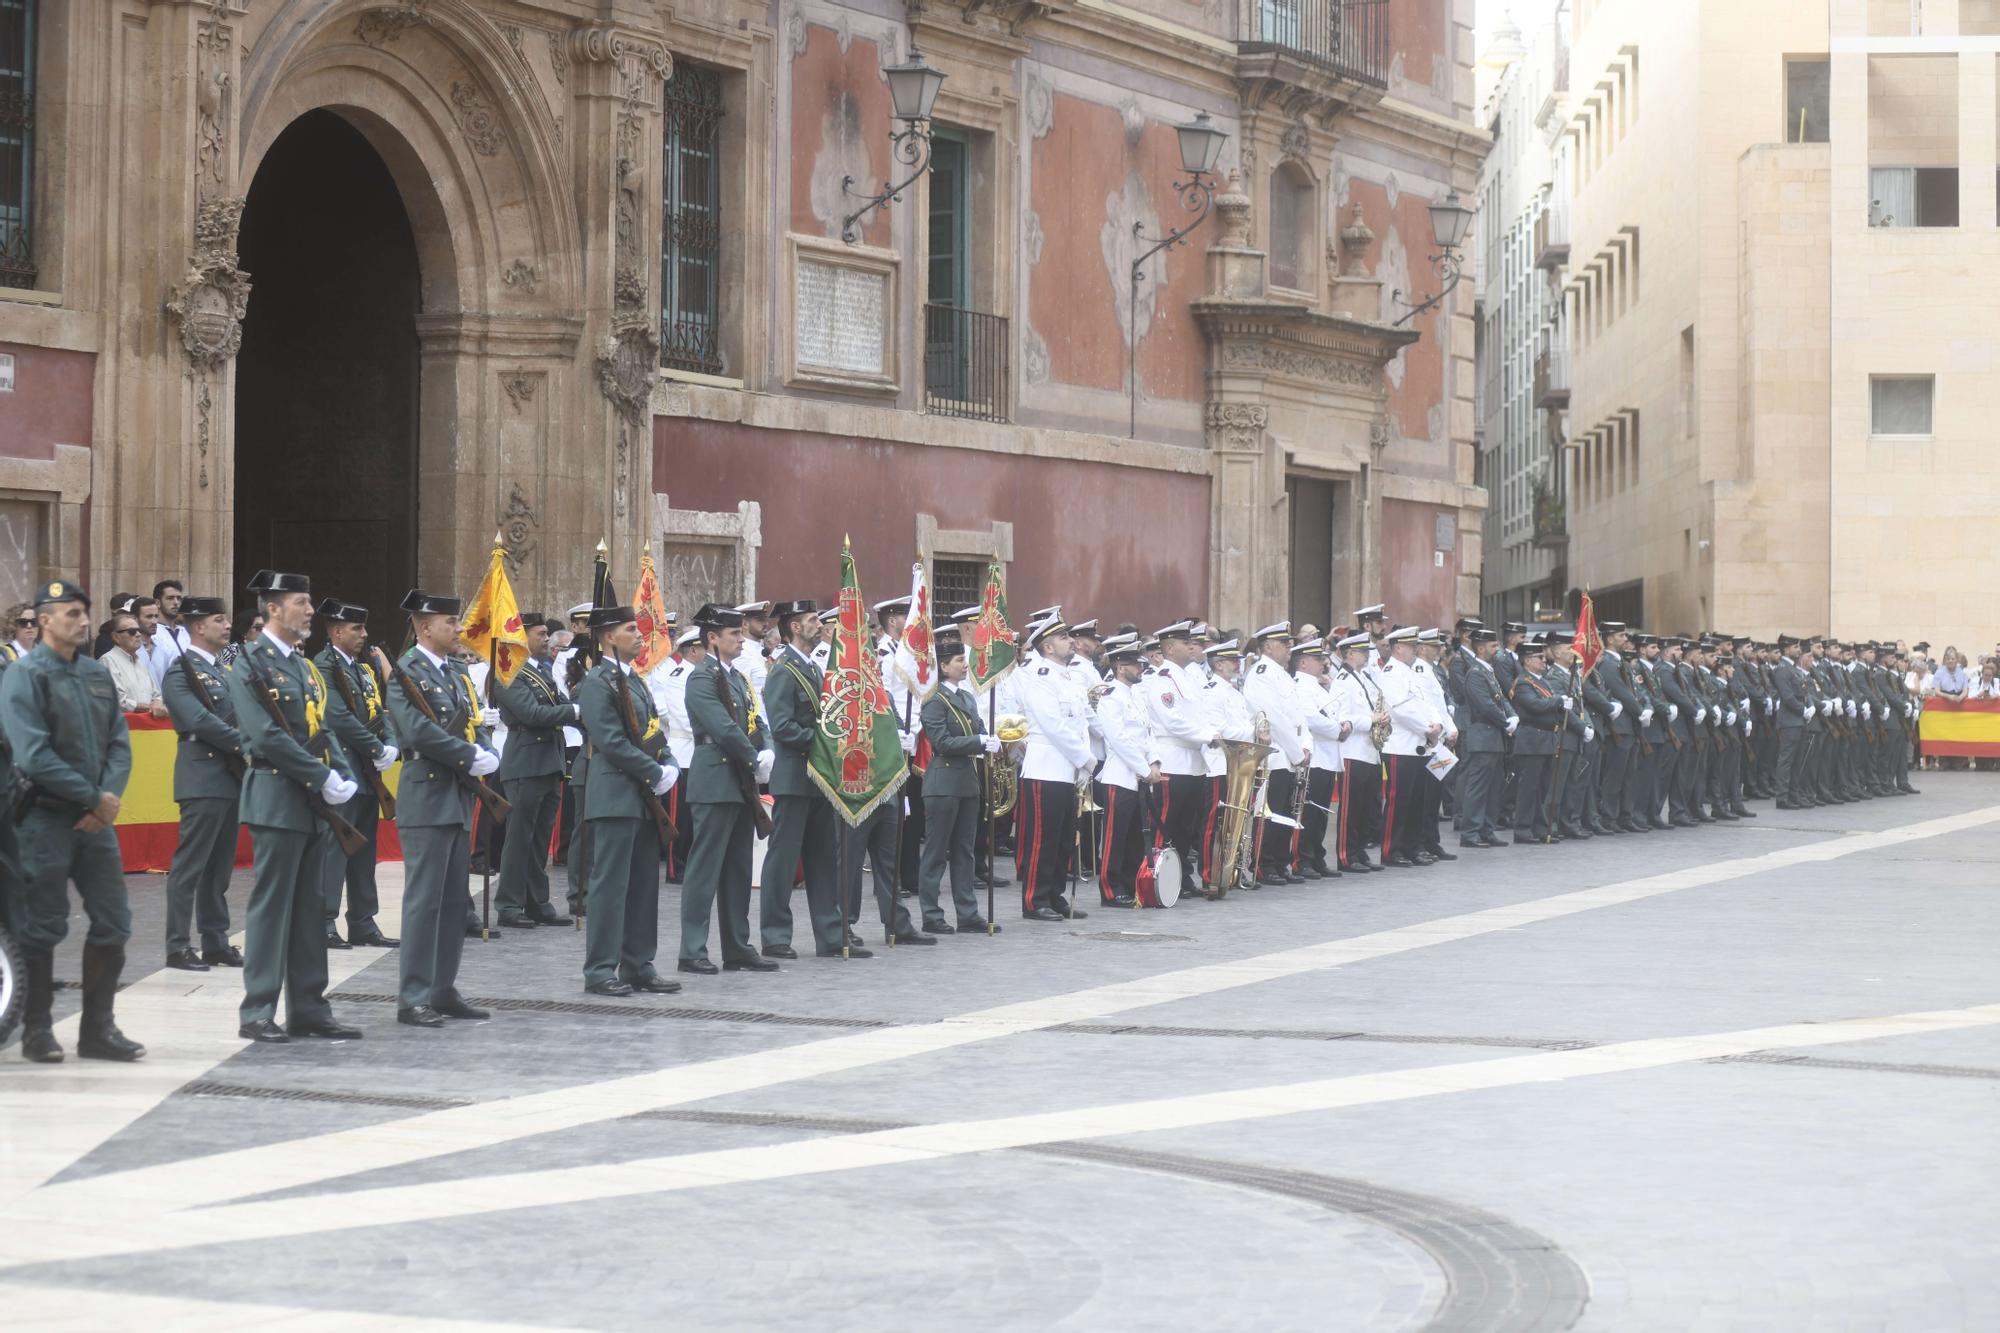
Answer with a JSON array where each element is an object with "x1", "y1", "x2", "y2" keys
[{"x1": 1356, "y1": 668, "x2": 1392, "y2": 749}]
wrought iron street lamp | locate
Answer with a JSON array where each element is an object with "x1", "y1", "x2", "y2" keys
[
  {"x1": 1128, "y1": 111, "x2": 1229, "y2": 437},
  {"x1": 1390, "y1": 190, "x2": 1474, "y2": 326},
  {"x1": 840, "y1": 47, "x2": 949, "y2": 245}
]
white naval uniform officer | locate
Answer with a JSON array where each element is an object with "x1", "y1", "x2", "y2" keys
[
  {"x1": 1012, "y1": 612, "x2": 1097, "y2": 920},
  {"x1": 1141, "y1": 620, "x2": 1220, "y2": 900},
  {"x1": 1242, "y1": 622, "x2": 1310, "y2": 885},
  {"x1": 1329, "y1": 633, "x2": 1385, "y2": 871},
  {"x1": 1378, "y1": 626, "x2": 1444, "y2": 867},
  {"x1": 1292, "y1": 638, "x2": 1346, "y2": 879},
  {"x1": 1093, "y1": 640, "x2": 1160, "y2": 906}
]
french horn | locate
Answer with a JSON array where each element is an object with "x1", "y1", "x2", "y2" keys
[{"x1": 985, "y1": 713, "x2": 1030, "y2": 819}]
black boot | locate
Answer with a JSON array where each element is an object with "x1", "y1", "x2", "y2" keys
[
  {"x1": 76, "y1": 942, "x2": 145, "y2": 1062},
  {"x1": 20, "y1": 949, "x2": 63, "y2": 1063}
]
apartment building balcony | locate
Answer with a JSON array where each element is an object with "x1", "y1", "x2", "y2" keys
[
  {"x1": 923, "y1": 303, "x2": 1011, "y2": 424},
  {"x1": 1534, "y1": 202, "x2": 1569, "y2": 271},
  {"x1": 1532, "y1": 480, "x2": 1568, "y2": 550},
  {"x1": 1534, "y1": 345, "x2": 1569, "y2": 409},
  {"x1": 1239, "y1": 0, "x2": 1390, "y2": 113}
]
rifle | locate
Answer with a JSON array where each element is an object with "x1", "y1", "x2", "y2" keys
[
  {"x1": 242, "y1": 653, "x2": 369, "y2": 857},
  {"x1": 324, "y1": 649, "x2": 397, "y2": 820},
  {"x1": 386, "y1": 654, "x2": 512, "y2": 824},
  {"x1": 606, "y1": 655, "x2": 679, "y2": 853},
  {"x1": 176, "y1": 655, "x2": 248, "y2": 782},
  {"x1": 711, "y1": 658, "x2": 774, "y2": 838}
]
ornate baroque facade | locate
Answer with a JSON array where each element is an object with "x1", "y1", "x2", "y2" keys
[{"x1": 0, "y1": 0, "x2": 1485, "y2": 631}]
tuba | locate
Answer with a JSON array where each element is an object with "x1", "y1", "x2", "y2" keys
[
  {"x1": 1207, "y1": 712, "x2": 1276, "y2": 899},
  {"x1": 985, "y1": 713, "x2": 1030, "y2": 819}
]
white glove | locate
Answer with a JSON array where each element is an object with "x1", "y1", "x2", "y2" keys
[
  {"x1": 572, "y1": 704, "x2": 583, "y2": 721},
  {"x1": 898, "y1": 730, "x2": 916, "y2": 756},
  {"x1": 1906, "y1": 702, "x2": 1916, "y2": 718},
  {"x1": 1846, "y1": 699, "x2": 1857, "y2": 718},
  {"x1": 1725, "y1": 709, "x2": 1736, "y2": 725},
  {"x1": 374, "y1": 744, "x2": 399, "y2": 771},
  {"x1": 1609, "y1": 700, "x2": 1623, "y2": 720},
  {"x1": 1639, "y1": 707, "x2": 1654, "y2": 727},
  {"x1": 1557, "y1": 694, "x2": 1571, "y2": 710},
  {"x1": 1078, "y1": 763, "x2": 1096, "y2": 784},
  {"x1": 1861, "y1": 702, "x2": 1872, "y2": 719},
  {"x1": 1504, "y1": 716, "x2": 1520, "y2": 735},
  {"x1": 321, "y1": 770, "x2": 359, "y2": 805},
  {"x1": 754, "y1": 749, "x2": 775, "y2": 784},
  {"x1": 478, "y1": 707, "x2": 501, "y2": 728},
  {"x1": 1694, "y1": 707, "x2": 1707, "y2": 724},
  {"x1": 652, "y1": 764, "x2": 678, "y2": 795},
  {"x1": 1667, "y1": 704, "x2": 1679, "y2": 722},
  {"x1": 468, "y1": 746, "x2": 500, "y2": 777},
  {"x1": 981, "y1": 735, "x2": 1002, "y2": 754},
  {"x1": 1804, "y1": 703, "x2": 1816, "y2": 719},
  {"x1": 1766, "y1": 698, "x2": 1776, "y2": 715},
  {"x1": 1583, "y1": 725, "x2": 1595, "y2": 743}
]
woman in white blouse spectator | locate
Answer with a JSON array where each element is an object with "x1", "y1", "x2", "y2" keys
[
  {"x1": 1970, "y1": 657, "x2": 2000, "y2": 700},
  {"x1": 1929, "y1": 647, "x2": 1968, "y2": 702}
]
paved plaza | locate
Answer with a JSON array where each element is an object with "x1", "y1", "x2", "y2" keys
[{"x1": 4, "y1": 774, "x2": 1999, "y2": 1331}]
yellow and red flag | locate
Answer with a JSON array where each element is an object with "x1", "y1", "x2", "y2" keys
[
  {"x1": 1573, "y1": 589, "x2": 1604, "y2": 679},
  {"x1": 461, "y1": 536, "x2": 530, "y2": 687},
  {"x1": 632, "y1": 543, "x2": 676, "y2": 675}
]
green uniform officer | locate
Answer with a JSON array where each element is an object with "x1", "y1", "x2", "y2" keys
[
  {"x1": 496, "y1": 614, "x2": 577, "y2": 929},
  {"x1": 576, "y1": 604, "x2": 682, "y2": 994},
  {"x1": 313, "y1": 599, "x2": 400, "y2": 950},
  {"x1": 384, "y1": 590, "x2": 496, "y2": 1028},
  {"x1": 159, "y1": 595, "x2": 246, "y2": 972},
  {"x1": 0, "y1": 579, "x2": 142, "y2": 1064},
  {"x1": 225, "y1": 570, "x2": 364, "y2": 1044},
  {"x1": 678, "y1": 603, "x2": 775, "y2": 975},
  {"x1": 757, "y1": 599, "x2": 855, "y2": 959},
  {"x1": 918, "y1": 641, "x2": 999, "y2": 931}
]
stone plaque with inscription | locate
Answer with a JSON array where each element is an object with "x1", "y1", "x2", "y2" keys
[
  {"x1": 795, "y1": 258, "x2": 887, "y2": 376},
  {"x1": 664, "y1": 541, "x2": 738, "y2": 615}
]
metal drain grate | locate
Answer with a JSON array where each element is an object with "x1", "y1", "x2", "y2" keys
[
  {"x1": 1716, "y1": 1051, "x2": 2000, "y2": 1081},
  {"x1": 1054, "y1": 1022, "x2": 1592, "y2": 1050},
  {"x1": 182, "y1": 1080, "x2": 471, "y2": 1111},
  {"x1": 326, "y1": 992, "x2": 891, "y2": 1029}
]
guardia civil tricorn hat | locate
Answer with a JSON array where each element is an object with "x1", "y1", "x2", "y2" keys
[
  {"x1": 182, "y1": 596, "x2": 228, "y2": 619},
  {"x1": 400, "y1": 590, "x2": 462, "y2": 617},
  {"x1": 247, "y1": 570, "x2": 311, "y2": 596}
]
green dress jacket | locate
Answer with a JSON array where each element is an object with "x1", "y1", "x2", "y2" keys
[
  {"x1": 386, "y1": 647, "x2": 488, "y2": 831},
  {"x1": 761, "y1": 645, "x2": 824, "y2": 799},
  {"x1": 161, "y1": 649, "x2": 244, "y2": 802},
  {"x1": 919, "y1": 684, "x2": 986, "y2": 798},
  {"x1": 315, "y1": 645, "x2": 390, "y2": 768},
  {"x1": 499, "y1": 658, "x2": 575, "y2": 781},
  {"x1": 224, "y1": 635, "x2": 351, "y2": 833},
  {"x1": 684, "y1": 655, "x2": 765, "y2": 804},
  {"x1": 577, "y1": 658, "x2": 666, "y2": 820}
]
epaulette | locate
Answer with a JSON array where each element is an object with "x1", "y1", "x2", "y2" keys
[
  {"x1": 1037, "y1": 665, "x2": 1050, "y2": 675},
  {"x1": 1254, "y1": 661, "x2": 1267, "y2": 673}
]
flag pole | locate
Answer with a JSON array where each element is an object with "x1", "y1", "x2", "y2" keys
[
  {"x1": 987, "y1": 692, "x2": 998, "y2": 932},
  {"x1": 483, "y1": 635, "x2": 497, "y2": 941},
  {"x1": 839, "y1": 822, "x2": 850, "y2": 961}
]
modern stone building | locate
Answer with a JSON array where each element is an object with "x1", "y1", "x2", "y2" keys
[
  {"x1": 1472, "y1": 1, "x2": 1567, "y2": 627},
  {"x1": 0, "y1": 0, "x2": 1484, "y2": 633},
  {"x1": 1540, "y1": 0, "x2": 1994, "y2": 649}
]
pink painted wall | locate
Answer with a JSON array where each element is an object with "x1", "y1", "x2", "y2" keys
[
  {"x1": 1380, "y1": 497, "x2": 1466, "y2": 629},
  {"x1": 0, "y1": 343, "x2": 93, "y2": 461},
  {"x1": 788, "y1": 25, "x2": 893, "y2": 248}
]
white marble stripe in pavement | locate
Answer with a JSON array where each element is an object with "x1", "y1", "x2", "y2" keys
[
  {"x1": 0, "y1": 864, "x2": 407, "y2": 1203},
  {"x1": 0, "y1": 1279, "x2": 592, "y2": 1332},
  {"x1": 5, "y1": 802, "x2": 1994, "y2": 1255},
  {"x1": 12, "y1": 1001, "x2": 1999, "y2": 1269}
]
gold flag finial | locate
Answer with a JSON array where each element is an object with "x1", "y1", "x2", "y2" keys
[{"x1": 596, "y1": 539, "x2": 608, "y2": 555}]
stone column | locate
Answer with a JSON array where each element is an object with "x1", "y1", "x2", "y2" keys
[{"x1": 566, "y1": 25, "x2": 669, "y2": 582}]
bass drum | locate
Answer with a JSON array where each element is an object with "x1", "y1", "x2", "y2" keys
[{"x1": 1135, "y1": 845, "x2": 1183, "y2": 908}]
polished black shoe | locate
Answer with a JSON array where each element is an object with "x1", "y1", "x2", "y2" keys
[
  {"x1": 1619, "y1": 818, "x2": 1649, "y2": 834},
  {"x1": 287, "y1": 1019, "x2": 364, "y2": 1040},
  {"x1": 762, "y1": 944, "x2": 798, "y2": 960},
  {"x1": 1898, "y1": 784, "x2": 1920, "y2": 795},
  {"x1": 1559, "y1": 825, "x2": 1591, "y2": 840},
  {"x1": 528, "y1": 908, "x2": 572, "y2": 927},
  {"x1": 1459, "y1": 838, "x2": 1488, "y2": 849},
  {"x1": 677, "y1": 958, "x2": 720, "y2": 976},
  {"x1": 397, "y1": 1006, "x2": 446, "y2": 1028},
  {"x1": 958, "y1": 917, "x2": 1000, "y2": 933},
  {"x1": 725, "y1": 956, "x2": 783, "y2": 971},
  {"x1": 1298, "y1": 865, "x2": 1323, "y2": 881},
  {"x1": 433, "y1": 997, "x2": 490, "y2": 1020},
  {"x1": 497, "y1": 913, "x2": 538, "y2": 929},
  {"x1": 1106, "y1": 896, "x2": 1139, "y2": 909},
  {"x1": 1774, "y1": 799, "x2": 1800, "y2": 810},
  {"x1": 238, "y1": 1018, "x2": 291, "y2": 1043},
  {"x1": 1480, "y1": 835, "x2": 1511, "y2": 848},
  {"x1": 587, "y1": 979, "x2": 636, "y2": 997},
  {"x1": 325, "y1": 930, "x2": 353, "y2": 950},
  {"x1": 844, "y1": 929, "x2": 868, "y2": 949},
  {"x1": 347, "y1": 927, "x2": 399, "y2": 948},
  {"x1": 166, "y1": 948, "x2": 210, "y2": 972},
  {"x1": 1343, "y1": 859, "x2": 1377, "y2": 873},
  {"x1": 1055, "y1": 903, "x2": 1089, "y2": 919},
  {"x1": 987, "y1": 876, "x2": 1012, "y2": 889},
  {"x1": 202, "y1": 944, "x2": 246, "y2": 966},
  {"x1": 1024, "y1": 907, "x2": 1067, "y2": 922},
  {"x1": 1649, "y1": 817, "x2": 1673, "y2": 830},
  {"x1": 1730, "y1": 805, "x2": 1756, "y2": 818},
  {"x1": 1425, "y1": 847, "x2": 1459, "y2": 862},
  {"x1": 923, "y1": 920, "x2": 958, "y2": 933},
  {"x1": 1256, "y1": 871, "x2": 1289, "y2": 887},
  {"x1": 1383, "y1": 854, "x2": 1420, "y2": 868},
  {"x1": 628, "y1": 975, "x2": 683, "y2": 994},
  {"x1": 892, "y1": 931, "x2": 938, "y2": 946},
  {"x1": 21, "y1": 1026, "x2": 64, "y2": 1062},
  {"x1": 1672, "y1": 815, "x2": 1700, "y2": 828}
]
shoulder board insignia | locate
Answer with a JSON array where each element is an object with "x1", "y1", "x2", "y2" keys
[
  {"x1": 1037, "y1": 665, "x2": 1050, "y2": 675},
  {"x1": 1204, "y1": 678, "x2": 1219, "y2": 689},
  {"x1": 1254, "y1": 662, "x2": 1266, "y2": 673}
]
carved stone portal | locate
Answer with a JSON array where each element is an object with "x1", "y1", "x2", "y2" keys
[{"x1": 166, "y1": 197, "x2": 252, "y2": 371}]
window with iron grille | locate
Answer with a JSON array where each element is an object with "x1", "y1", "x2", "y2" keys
[
  {"x1": 0, "y1": 0, "x2": 35, "y2": 289},
  {"x1": 660, "y1": 61, "x2": 722, "y2": 374},
  {"x1": 932, "y1": 559, "x2": 984, "y2": 619}
]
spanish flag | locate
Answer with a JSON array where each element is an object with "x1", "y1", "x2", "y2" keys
[{"x1": 462, "y1": 536, "x2": 531, "y2": 687}]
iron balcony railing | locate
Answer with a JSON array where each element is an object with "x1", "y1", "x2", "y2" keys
[
  {"x1": 924, "y1": 303, "x2": 1010, "y2": 423},
  {"x1": 1534, "y1": 200, "x2": 1569, "y2": 271},
  {"x1": 1534, "y1": 343, "x2": 1569, "y2": 409},
  {"x1": 1532, "y1": 478, "x2": 1568, "y2": 549},
  {"x1": 1244, "y1": 0, "x2": 1390, "y2": 86}
]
